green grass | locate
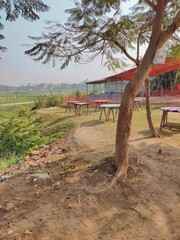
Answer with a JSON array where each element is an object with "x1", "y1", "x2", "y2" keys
[
  {"x1": 0, "y1": 105, "x2": 74, "y2": 173},
  {"x1": 0, "y1": 92, "x2": 42, "y2": 103}
]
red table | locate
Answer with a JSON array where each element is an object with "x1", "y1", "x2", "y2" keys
[
  {"x1": 65, "y1": 101, "x2": 79, "y2": 112},
  {"x1": 94, "y1": 99, "x2": 111, "y2": 111}
]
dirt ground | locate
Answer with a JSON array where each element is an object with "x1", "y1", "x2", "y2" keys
[{"x1": 0, "y1": 109, "x2": 180, "y2": 240}]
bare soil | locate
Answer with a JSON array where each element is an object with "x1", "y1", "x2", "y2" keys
[{"x1": 0, "y1": 110, "x2": 180, "y2": 240}]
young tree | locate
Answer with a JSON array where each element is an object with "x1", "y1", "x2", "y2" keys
[
  {"x1": 0, "y1": 0, "x2": 49, "y2": 56},
  {"x1": 25, "y1": 0, "x2": 180, "y2": 184}
]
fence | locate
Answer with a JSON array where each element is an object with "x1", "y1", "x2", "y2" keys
[
  {"x1": 151, "y1": 88, "x2": 180, "y2": 97},
  {"x1": 63, "y1": 96, "x2": 87, "y2": 106},
  {"x1": 63, "y1": 95, "x2": 122, "y2": 106}
]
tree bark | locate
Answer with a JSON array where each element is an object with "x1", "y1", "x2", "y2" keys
[{"x1": 145, "y1": 77, "x2": 160, "y2": 137}]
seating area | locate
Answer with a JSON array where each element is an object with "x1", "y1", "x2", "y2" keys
[
  {"x1": 65, "y1": 97, "x2": 143, "y2": 120},
  {"x1": 64, "y1": 96, "x2": 180, "y2": 130}
]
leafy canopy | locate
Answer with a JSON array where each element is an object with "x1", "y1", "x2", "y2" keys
[
  {"x1": 0, "y1": 0, "x2": 49, "y2": 56},
  {"x1": 25, "y1": 0, "x2": 180, "y2": 70}
]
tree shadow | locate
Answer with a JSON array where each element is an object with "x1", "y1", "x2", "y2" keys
[
  {"x1": 137, "y1": 130, "x2": 151, "y2": 137},
  {"x1": 80, "y1": 120, "x2": 104, "y2": 127},
  {"x1": 130, "y1": 136, "x2": 151, "y2": 142},
  {"x1": 159, "y1": 128, "x2": 180, "y2": 136},
  {"x1": 137, "y1": 128, "x2": 180, "y2": 138},
  {"x1": 47, "y1": 116, "x2": 75, "y2": 126}
]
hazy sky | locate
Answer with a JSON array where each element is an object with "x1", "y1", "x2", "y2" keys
[{"x1": 0, "y1": 0, "x2": 137, "y2": 86}]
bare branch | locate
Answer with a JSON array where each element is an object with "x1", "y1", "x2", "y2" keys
[
  {"x1": 113, "y1": 41, "x2": 137, "y2": 65},
  {"x1": 172, "y1": 35, "x2": 180, "y2": 43}
]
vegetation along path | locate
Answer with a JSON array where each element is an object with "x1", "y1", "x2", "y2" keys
[{"x1": 0, "y1": 106, "x2": 180, "y2": 240}]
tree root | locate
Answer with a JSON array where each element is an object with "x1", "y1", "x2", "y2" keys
[
  {"x1": 149, "y1": 129, "x2": 160, "y2": 138},
  {"x1": 106, "y1": 165, "x2": 128, "y2": 189},
  {"x1": 86, "y1": 166, "x2": 128, "y2": 194}
]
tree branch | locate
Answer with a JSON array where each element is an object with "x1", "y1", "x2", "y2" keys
[
  {"x1": 172, "y1": 35, "x2": 180, "y2": 43},
  {"x1": 136, "y1": 29, "x2": 144, "y2": 65},
  {"x1": 113, "y1": 41, "x2": 137, "y2": 65},
  {"x1": 157, "y1": 11, "x2": 180, "y2": 48},
  {"x1": 144, "y1": 0, "x2": 156, "y2": 11}
]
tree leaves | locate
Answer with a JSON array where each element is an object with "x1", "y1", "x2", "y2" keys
[
  {"x1": 24, "y1": 1, "x2": 179, "y2": 70},
  {"x1": 0, "y1": 0, "x2": 49, "y2": 57}
]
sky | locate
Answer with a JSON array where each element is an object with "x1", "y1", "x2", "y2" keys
[{"x1": 0, "y1": 0, "x2": 137, "y2": 87}]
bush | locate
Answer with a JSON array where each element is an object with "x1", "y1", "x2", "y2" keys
[
  {"x1": 33, "y1": 93, "x2": 64, "y2": 109},
  {"x1": 45, "y1": 93, "x2": 64, "y2": 108},
  {"x1": 33, "y1": 95, "x2": 46, "y2": 109}
]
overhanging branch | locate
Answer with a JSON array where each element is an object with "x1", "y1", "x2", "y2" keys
[
  {"x1": 113, "y1": 41, "x2": 137, "y2": 65},
  {"x1": 158, "y1": 11, "x2": 180, "y2": 48}
]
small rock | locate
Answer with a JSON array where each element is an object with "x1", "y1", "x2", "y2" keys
[
  {"x1": 107, "y1": 174, "x2": 113, "y2": 177},
  {"x1": 0, "y1": 175, "x2": 9, "y2": 182},
  {"x1": 54, "y1": 181, "x2": 61, "y2": 187},
  {"x1": 7, "y1": 228, "x2": 13, "y2": 235},
  {"x1": 54, "y1": 148, "x2": 67, "y2": 154},
  {"x1": 30, "y1": 172, "x2": 50, "y2": 179},
  {"x1": 33, "y1": 178, "x2": 38, "y2": 183},
  {"x1": 5, "y1": 202, "x2": 15, "y2": 211},
  {"x1": 24, "y1": 229, "x2": 33, "y2": 235}
]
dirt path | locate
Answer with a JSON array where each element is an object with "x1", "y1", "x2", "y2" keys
[
  {"x1": 0, "y1": 120, "x2": 180, "y2": 240},
  {"x1": 0, "y1": 101, "x2": 34, "y2": 107}
]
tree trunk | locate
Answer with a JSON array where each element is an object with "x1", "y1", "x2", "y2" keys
[
  {"x1": 112, "y1": 2, "x2": 175, "y2": 184},
  {"x1": 145, "y1": 78, "x2": 160, "y2": 137},
  {"x1": 113, "y1": 41, "x2": 160, "y2": 181},
  {"x1": 114, "y1": 62, "x2": 152, "y2": 169}
]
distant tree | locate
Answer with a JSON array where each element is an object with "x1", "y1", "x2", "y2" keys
[
  {"x1": 0, "y1": 0, "x2": 49, "y2": 57},
  {"x1": 25, "y1": 0, "x2": 180, "y2": 185}
]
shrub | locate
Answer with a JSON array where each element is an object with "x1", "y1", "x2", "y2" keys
[{"x1": 33, "y1": 93, "x2": 64, "y2": 109}]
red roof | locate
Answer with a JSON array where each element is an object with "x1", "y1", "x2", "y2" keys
[{"x1": 107, "y1": 57, "x2": 180, "y2": 81}]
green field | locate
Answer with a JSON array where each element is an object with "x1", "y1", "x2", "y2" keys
[{"x1": 0, "y1": 92, "x2": 60, "y2": 104}]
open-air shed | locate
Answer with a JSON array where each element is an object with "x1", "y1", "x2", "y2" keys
[{"x1": 86, "y1": 57, "x2": 180, "y2": 98}]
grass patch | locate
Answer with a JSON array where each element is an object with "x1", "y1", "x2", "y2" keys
[{"x1": 0, "y1": 105, "x2": 74, "y2": 173}]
